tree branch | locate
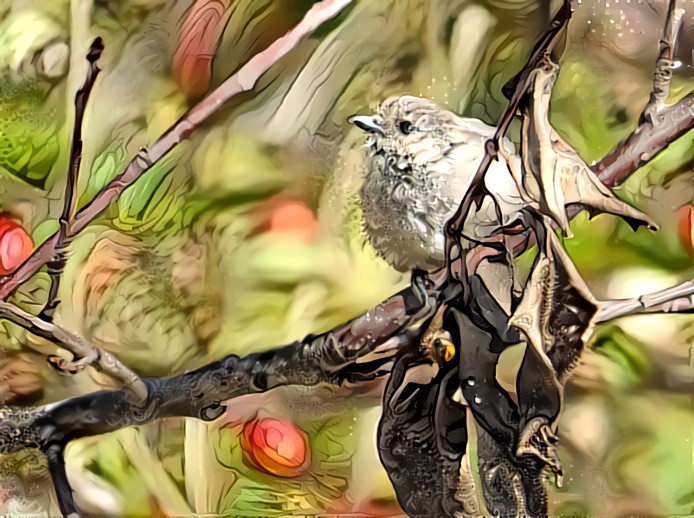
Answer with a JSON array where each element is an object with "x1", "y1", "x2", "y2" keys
[
  {"x1": 642, "y1": 0, "x2": 685, "y2": 122},
  {"x1": 592, "y1": 92, "x2": 694, "y2": 188},
  {"x1": 0, "y1": 300, "x2": 147, "y2": 400},
  {"x1": 0, "y1": 0, "x2": 353, "y2": 301},
  {"x1": 40, "y1": 38, "x2": 104, "y2": 322},
  {"x1": 595, "y1": 0, "x2": 691, "y2": 188},
  {"x1": 0, "y1": 281, "x2": 434, "y2": 453},
  {"x1": 597, "y1": 278, "x2": 694, "y2": 322}
]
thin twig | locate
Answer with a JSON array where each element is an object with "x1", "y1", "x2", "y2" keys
[
  {"x1": 443, "y1": 1, "x2": 572, "y2": 275},
  {"x1": 594, "y1": 92, "x2": 694, "y2": 188},
  {"x1": 597, "y1": 279, "x2": 694, "y2": 322},
  {"x1": 0, "y1": 50, "x2": 142, "y2": 518},
  {"x1": 45, "y1": 443, "x2": 78, "y2": 518},
  {"x1": 641, "y1": 0, "x2": 685, "y2": 123},
  {"x1": 0, "y1": 0, "x2": 354, "y2": 301},
  {"x1": 40, "y1": 37, "x2": 104, "y2": 321},
  {"x1": 0, "y1": 300, "x2": 147, "y2": 400}
]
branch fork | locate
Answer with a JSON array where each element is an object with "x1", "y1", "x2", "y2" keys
[{"x1": 40, "y1": 36, "x2": 103, "y2": 323}]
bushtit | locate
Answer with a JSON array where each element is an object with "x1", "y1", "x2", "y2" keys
[
  {"x1": 352, "y1": 95, "x2": 656, "y2": 499},
  {"x1": 351, "y1": 95, "x2": 524, "y2": 272},
  {"x1": 351, "y1": 95, "x2": 653, "y2": 272}
]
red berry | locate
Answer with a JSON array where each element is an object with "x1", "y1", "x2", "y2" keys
[
  {"x1": 240, "y1": 418, "x2": 311, "y2": 477},
  {"x1": 0, "y1": 215, "x2": 33, "y2": 275},
  {"x1": 269, "y1": 200, "x2": 318, "y2": 243}
]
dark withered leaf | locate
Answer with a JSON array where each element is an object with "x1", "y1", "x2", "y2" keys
[
  {"x1": 508, "y1": 222, "x2": 600, "y2": 490},
  {"x1": 510, "y1": 225, "x2": 599, "y2": 381},
  {"x1": 377, "y1": 352, "x2": 474, "y2": 517}
]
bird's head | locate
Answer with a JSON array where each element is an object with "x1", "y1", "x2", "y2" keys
[{"x1": 349, "y1": 96, "x2": 463, "y2": 176}]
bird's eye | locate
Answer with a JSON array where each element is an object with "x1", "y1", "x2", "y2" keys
[{"x1": 399, "y1": 121, "x2": 415, "y2": 134}]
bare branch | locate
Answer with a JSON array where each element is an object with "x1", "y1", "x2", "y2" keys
[
  {"x1": 597, "y1": 279, "x2": 694, "y2": 322},
  {"x1": 0, "y1": 300, "x2": 147, "y2": 400},
  {"x1": 45, "y1": 443, "x2": 78, "y2": 518},
  {"x1": 444, "y1": 1, "x2": 572, "y2": 273},
  {"x1": 590, "y1": 0, "x2": 692, "y2": 188},
  {"x1": 642, "y1": 0, "x2": 685, "y2": 122},
  {"x1": 0, "y1": 281, "x2": 433, "y2": 453},
  {"x1": 593, "y1": 93, "x2": 694, "y2": 188},
  {"x1": 0, "y1": 0, "x2": 353, "y2": 301},
  {"x1": 41, "y1": 37, "x2": 103, "y2": 321}
]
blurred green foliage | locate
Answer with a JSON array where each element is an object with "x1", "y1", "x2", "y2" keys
[
  {"x1": 0, "y1": 80, "x2": 61, "y2": 187},
  {"x1": 0, "y1": 0, "x2": 691, "y2": 516}
]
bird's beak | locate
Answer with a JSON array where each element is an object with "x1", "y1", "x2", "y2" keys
[{"x1": 348, "y1": 115, "x2": 384, "y2": 135}]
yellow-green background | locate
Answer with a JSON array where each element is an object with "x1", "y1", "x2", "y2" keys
[{"x1": 0, "y1": 0, "x2": 692, "y2": 515}]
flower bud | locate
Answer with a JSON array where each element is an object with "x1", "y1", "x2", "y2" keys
[{"x1": 269, "y1": 200, "x2": 317, "y2": 243}]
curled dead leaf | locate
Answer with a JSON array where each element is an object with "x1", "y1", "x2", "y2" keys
[{"x1": 518, "y1": 63, "x2": 657, "y2": 235}]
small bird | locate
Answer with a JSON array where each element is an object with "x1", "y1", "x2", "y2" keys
[
  {"x1": 350, "y1": 95, "x2": 525, "y2": 272},
  {"x1": 351, "y1": 95, "x2": 654, "y2": 272}
]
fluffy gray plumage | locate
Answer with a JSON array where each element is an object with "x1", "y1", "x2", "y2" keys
[
  {"x1": 355, "y1": 95, "x2": 521, "y2": 272},
  {"x1": 354, "y1": 94, "x2": 654, "y2": 273}
]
